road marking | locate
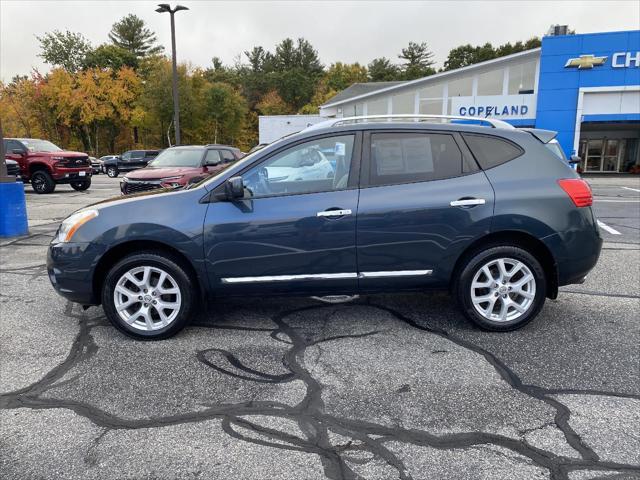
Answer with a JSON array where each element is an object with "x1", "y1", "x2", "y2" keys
[
  {"x1": 622, "y1": 186, "x2": 640, "y2": 193},
  {"x1": 595, "y1": 199, "x2": 640, "y2": 203},
  {"x1": 597, "y1": 220, "x2": 621, "y2": 235}
]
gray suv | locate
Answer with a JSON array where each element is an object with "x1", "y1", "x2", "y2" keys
[{"x1": 48, "y1": 115, "x2": 602, "y2": 340}]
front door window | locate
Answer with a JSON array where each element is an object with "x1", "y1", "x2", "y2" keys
[{"x1": 242, "y1": 135, "x2": 355, "y2": 198}]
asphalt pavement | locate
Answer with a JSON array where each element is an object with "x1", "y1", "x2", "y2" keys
[{"x1": 1, "y1": 174, "x2": 639, "y2": 480}]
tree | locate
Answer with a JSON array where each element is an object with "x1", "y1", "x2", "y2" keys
[
  {"x1": 37, "y1": 30, "x2": 92, "y2": 73},
  {"x1": 324, "y1": 62, "x2": 368, "y2": 92},
  {"x1": 444, "y1": 43, "x2": 495, "y2": 70},
  {"x1": 109, "y1": 14, "x2": 163, "y2": 58},
  {"x1": 444, "y1": 37, "x2": 542, "y2": 70},
  {"x1": 399, "y1": 42, "x2": 435, "y2": 80},
  {"x1": 83, "y1": 44, "x2": 139, "y2": 71},
  {"x1": 270, "y1": 38, "x2": 324, "y2": 110},
  {"x1": 203, "y1": 82, "x2": 247, "y2": 144},
  {"x1": 368, "y1": 57, "x2": 401, "y2": 82},
  {"x1": 256, "y1": 90, "x2": 291, "y2": 115}
]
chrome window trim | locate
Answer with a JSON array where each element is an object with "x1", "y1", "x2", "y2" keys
[{"x1": 220, "y1": 270, "x2": 432, "y2": 283}]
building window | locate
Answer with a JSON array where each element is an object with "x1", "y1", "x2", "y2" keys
[
  {"x1": 419, "y1": 99, "x2": 443, "y2": 115},
  {"x1": 508, "y1": 60, "x2": 537, "y2": 94},
  {"x1": 477, "y1": 68, "x2": 504, "y2": 96},
  {"x1": 367, "y1": 97, "x2": 388, "y2": 115},
  {"x1": 392, "y1": 91, "x2": 415, "y2": 114},
  {"x1": 355, "y1": 103, "x2": 364, "y2": 116},
  {"x1": 418, "y1": 84, "x2": 443, "y2": 115},
  {"x1": 342, "y1": 105, "x2": 356, "y2": 117},
  {"x1": 447, "y1": 76, "x2": 473, "y2": 97}
]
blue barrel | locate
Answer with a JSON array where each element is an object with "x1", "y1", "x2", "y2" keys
[{"x1": 0, "y1": 181, "x2": 28, "y2": 237}]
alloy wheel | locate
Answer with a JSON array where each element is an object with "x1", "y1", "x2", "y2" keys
[
  {"x1": 113, "y1": 266, "x2": 182, "y2": 331},
  {"x1": 470, "y1": 258, "x2": 536, "y2": 323},
  {"x1": 33, "y1": 175, "x2": 45, "y2": 192}
]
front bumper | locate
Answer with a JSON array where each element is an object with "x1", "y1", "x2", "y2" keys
[
  {"x1": 47, "y1": 241, "x2": 105, "y2": 305},
  {"x1": 52, "y1": 168, "x2": 93, "y2": 182}
]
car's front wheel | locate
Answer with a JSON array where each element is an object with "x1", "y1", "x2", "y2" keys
[
  {"x1": 106, "y1": 166, "x2": 118, "y2": 178},
  {"x1": 70, "y1": 179, "x2": 91, "y2": 191},
  {"x1": 102, "y1": 252, "x2": 196, "y2": 340},
  {"x1": 31, "y1": 171, "x2": 56, "y2": 194},
  {"x1": 456, "y1": 245, "x2": 546, "y2": 331}
]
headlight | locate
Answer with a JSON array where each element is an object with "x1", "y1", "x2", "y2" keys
[
  {"x1": 52, "y1": 156, "x2": 64, "y2": 160},
  {"x1": 56, "y1": 209, "x2": 98, "y2": 243}
]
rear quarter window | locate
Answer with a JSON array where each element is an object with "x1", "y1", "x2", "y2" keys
[{"x1": 462, "y1": 134, "x2": 523, "y2": 170}]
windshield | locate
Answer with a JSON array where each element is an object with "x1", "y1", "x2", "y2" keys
[
  {"x1": 148, "y1": 149, "x2": 203, "y2": 167},
  {"x1": 545, "y1": 142, "x2": 567, "y2": 161},
  {"x1": 21, "y1": 139, "x2": 62, "y2": 152}
]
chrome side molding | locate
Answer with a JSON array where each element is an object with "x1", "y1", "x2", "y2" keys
[
  {"x1": 221, "y1": 270, "x2": 432, "y2": 283},
  {"x1": 221, "y1": 272, "x2": 358, "y2": 283},
  {"x1": 358, "y1": 270, "x2": 432, "y2": 278}
]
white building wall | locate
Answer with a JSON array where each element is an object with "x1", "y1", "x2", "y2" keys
[
  {"x1": 258, "y1": 115, "x2": 325, "y2": 144},
  {"x1": 322, "y1": 52, "x2": 540, "y2": 124}
]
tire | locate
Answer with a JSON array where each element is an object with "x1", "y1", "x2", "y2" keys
[
  {"x1": 106, "y1": 166, "x2": 118, "y2": 178},
  {"x1": 101, "y1": 251, "x2": 196, "y2": 340},
  {"x1": 31, "y1": 170, "x2": 56, "y2": 194},
  {"x1": 70, "y1": 179, "x2": 91, "y2": 191},
  {"x1": 455, "y1": 245, "x2": 546, "y2": 331}
]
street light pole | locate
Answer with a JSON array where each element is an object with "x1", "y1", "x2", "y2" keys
[{"x1": 156, "y1": 4, "x2": 189, "y2": 146}]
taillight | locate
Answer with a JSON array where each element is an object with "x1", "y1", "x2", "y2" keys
[{"x1": 557, "y1": 179, "x2": 593, "y2": 207}]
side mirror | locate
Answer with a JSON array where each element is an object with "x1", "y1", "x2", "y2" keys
[
  {"x1": 568, "y1": 155, "x2": 581, "y2": 165},
  {"x1": 12, "y1": 148, "x2": 26, "y2": 156},
  {"x1": 225, "y1": 176, "x2": 244, "y2": 199}
]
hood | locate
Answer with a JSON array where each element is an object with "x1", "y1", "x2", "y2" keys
[
  {"x1": 40, "y1": 150, "x2": 88, "y2": 157},
  {"x1": 124, "y1": 166, "x2": 202, "y2": 180}
]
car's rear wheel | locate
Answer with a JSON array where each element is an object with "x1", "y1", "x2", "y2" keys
[
  {"x1": 102, "y1": 252, "x2": 195, "y2": 340},
  {"x1": 70, "y1": 179, "x2": 91, "y2": 191},
  {"x1": 31, "y1": 171, "x2": 56, "y2": 194},
  {"x1": 456, "y1": 245, "x2": 546, "y2": 331},
  {"x1": 106, "y1": 166, "x2": 118, "y2": 178}
]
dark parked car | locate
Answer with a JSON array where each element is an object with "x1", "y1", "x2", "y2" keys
[
  {"x1": 3, "y1": 138, "x2": 92, "y2": 193},
  {"x1": 102, "y1": 150, "x2": 160, "y2": 177},
  {"x1": 48, "y1": 115, "x2": 602, "y2": 340},
  {"x1": 5, "y1": 158, "x2": 20, "y2": 178},
  {"x1": 89, "y1": 157, "x2": 102, "y2": 174},
  {"x1": 120, "y1": 145, "x2": 243, "y2": 195}
]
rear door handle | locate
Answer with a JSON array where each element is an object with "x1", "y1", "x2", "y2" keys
[
  {"x1": 317, "y1": 209, "x2": 352, "y2": 218},
  {"x1": 450, "y1": 198, "x2": 486, "y2": 207}
]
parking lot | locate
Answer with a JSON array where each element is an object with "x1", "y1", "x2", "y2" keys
[{"x1": 1, "y1": 174, "x2": 639, "y2": 479}]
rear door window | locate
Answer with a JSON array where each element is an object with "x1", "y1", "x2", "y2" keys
[
  {"x1": 204, "y1": 149, "x2": 222, "y2": 165},
  {"x1": 368, "y1": 132, "x2": 463, "y2": 186},
  {"x1": 462, "y1": 134, "x2": 523, "y2": 170},
  {"x1": 220, "y1": 149, "x2": 236, "y2": 162}
]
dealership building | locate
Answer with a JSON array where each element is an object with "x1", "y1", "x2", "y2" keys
[{"x1": 316, "y1": 29, "x2": 640, "y2": 174}]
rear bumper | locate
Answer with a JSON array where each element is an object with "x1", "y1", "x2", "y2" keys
[
  {"x1": 542, "y1": 225, "x2": 603, "y2": 287},
  {"x1": 47, "y1": 241, "x2": 105, "y2": 305}
]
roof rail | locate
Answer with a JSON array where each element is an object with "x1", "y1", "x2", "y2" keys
[{"x1": 304, "y1": 114, "x2": 516, "y2": 131}]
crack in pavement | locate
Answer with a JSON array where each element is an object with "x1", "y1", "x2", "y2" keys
[{"x1": 1, "y1": 301, "x2": 639, "y2": 480}]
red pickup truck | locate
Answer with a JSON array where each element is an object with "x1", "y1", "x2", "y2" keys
[{"x1": 3, "y1": 138, "x2": 92, "y2": 194}]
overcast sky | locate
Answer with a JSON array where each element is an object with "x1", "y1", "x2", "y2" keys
[{"x1": 1, "y1": 0, "x2": 639, "y2": 81}]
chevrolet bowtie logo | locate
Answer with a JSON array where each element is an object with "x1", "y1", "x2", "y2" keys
[{"x1": 565, "y1": 55, "x2": 607, "y2": 69}]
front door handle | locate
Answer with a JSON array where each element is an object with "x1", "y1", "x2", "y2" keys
[
  {"x1": 317, "y1": 208, "x2": 352, "y2": 218},
  {"x1": 450, "y1": 198, "x2": 486, "y2": 207}
]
